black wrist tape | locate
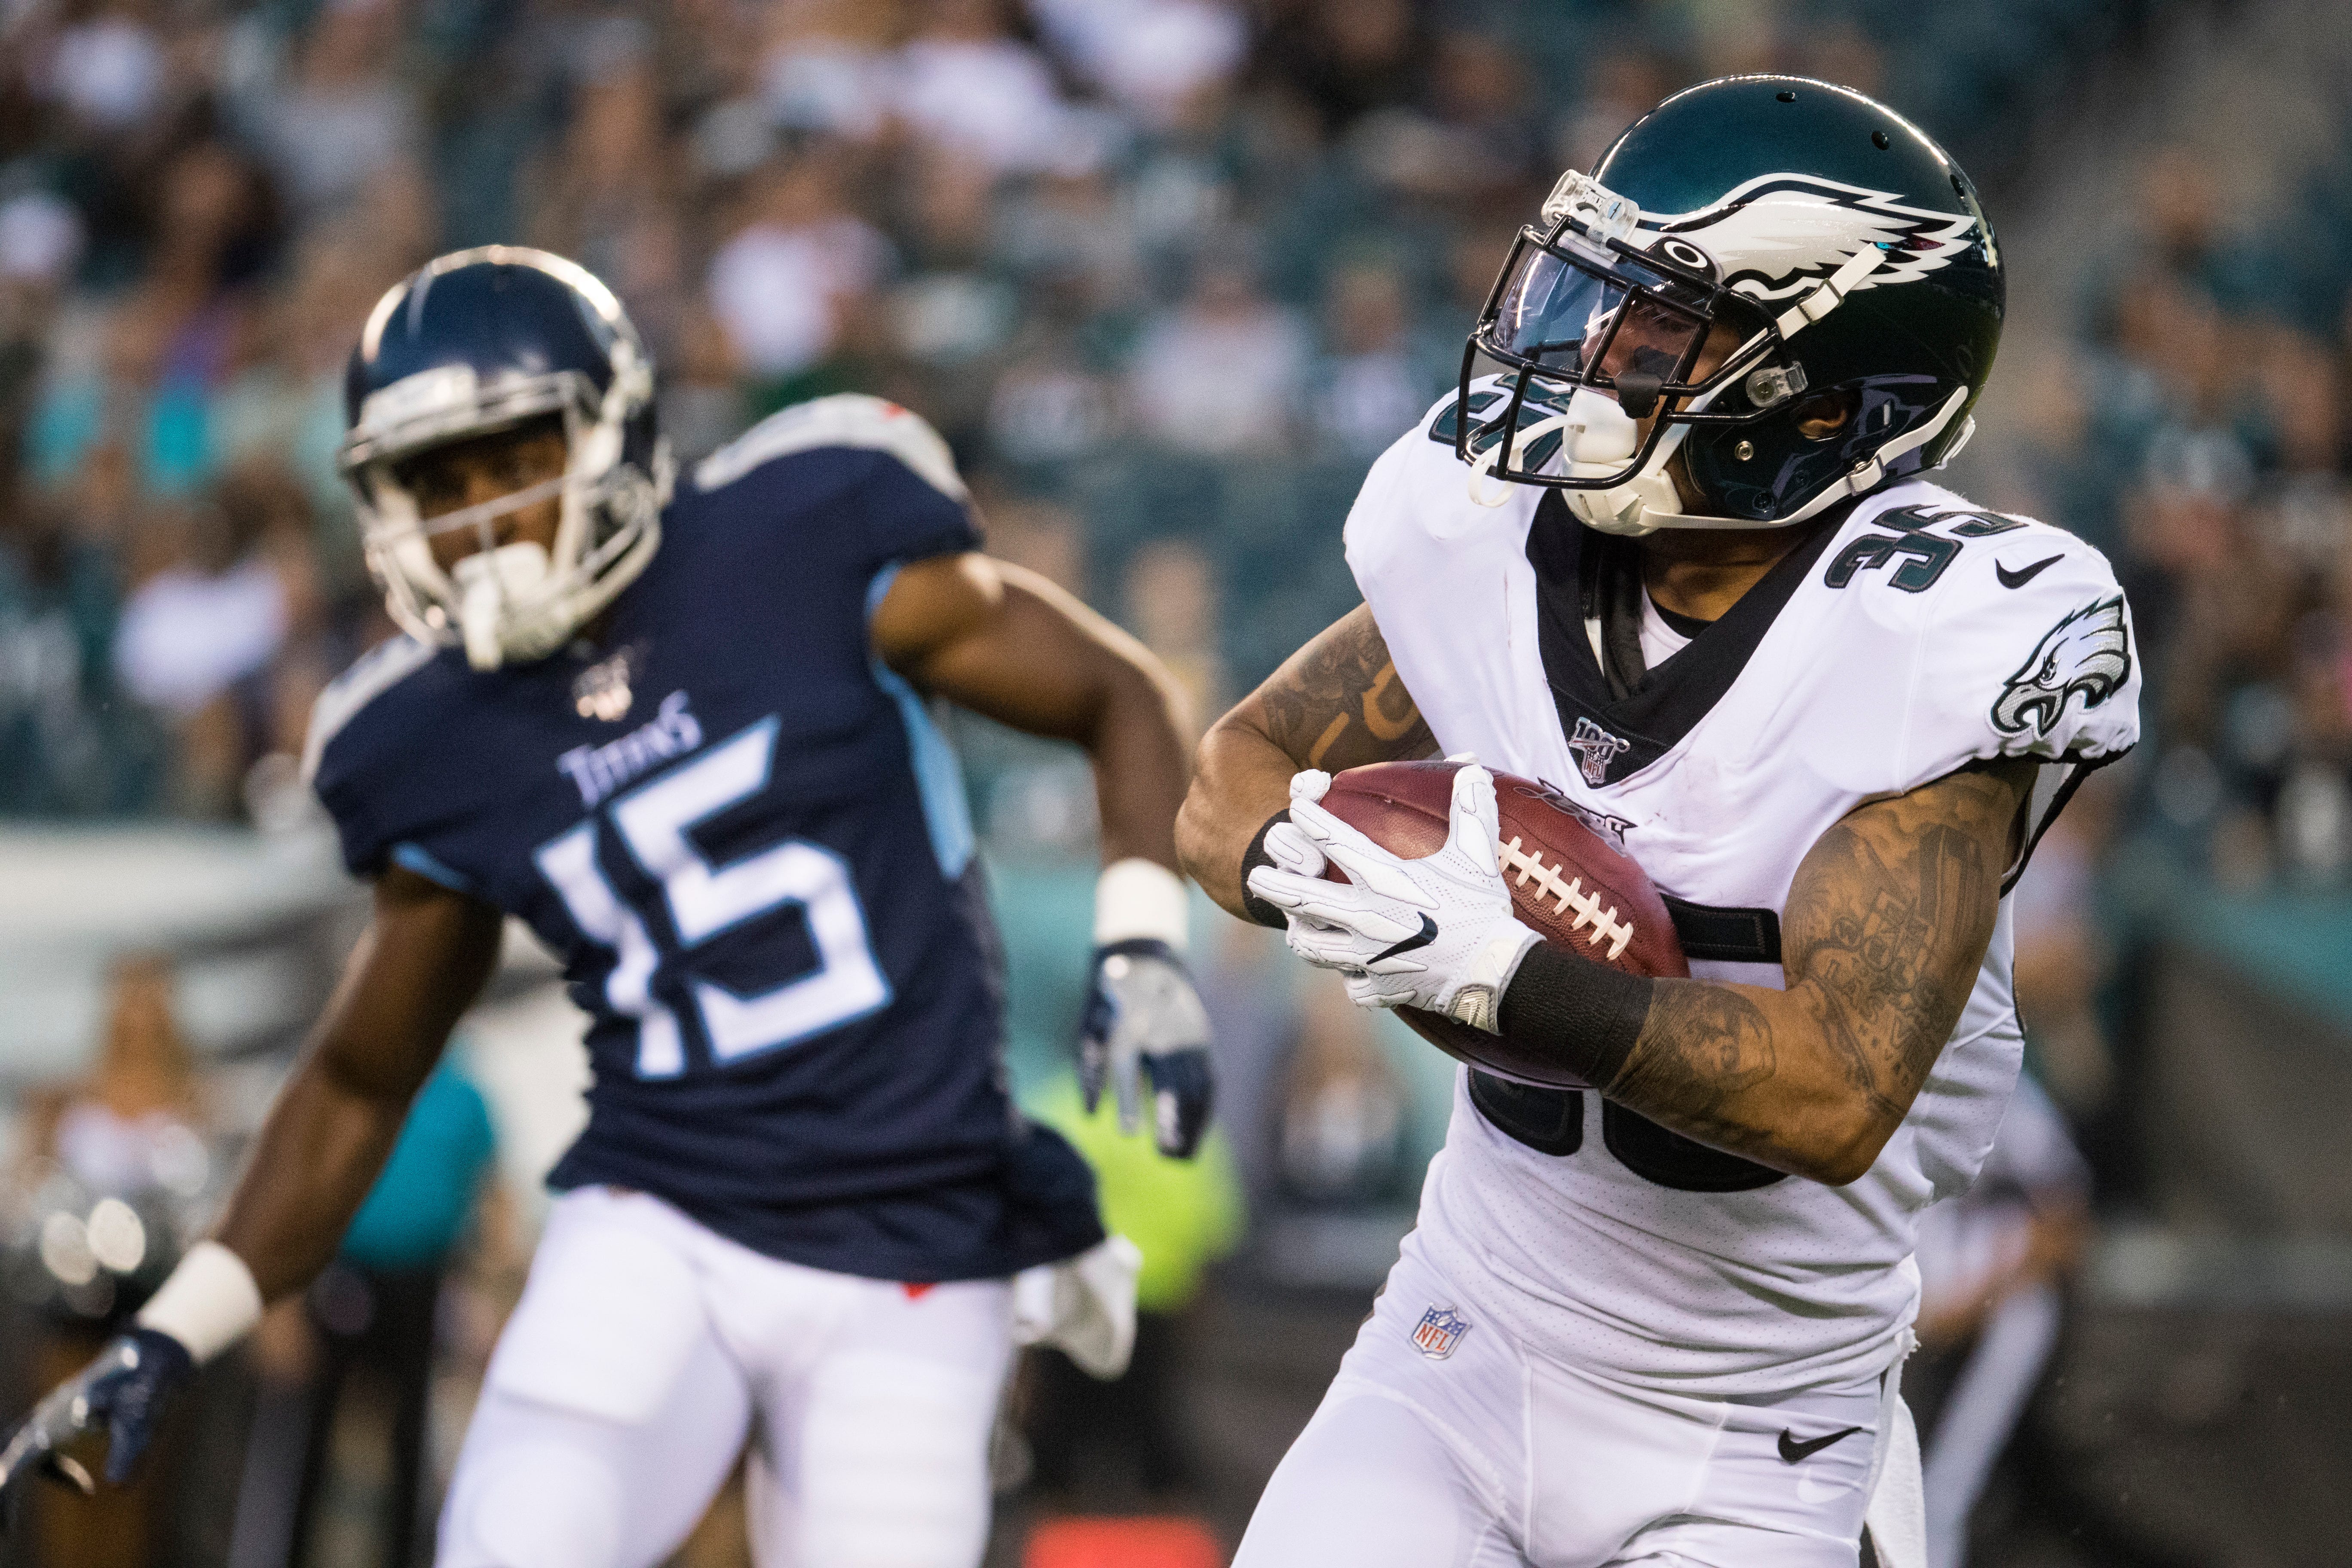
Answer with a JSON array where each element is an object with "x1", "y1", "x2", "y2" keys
[
  {"x1": 1497, "y1": 942, "x2": 1654, "y2": 1092},
  {"x1": 1237, "y1": 809, "x2": 1292, "y2": 929}
]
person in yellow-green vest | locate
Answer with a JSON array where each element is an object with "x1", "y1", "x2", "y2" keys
[{"x1": 1023, "y1": 1074, "x2": 1244, "y2": 1506}]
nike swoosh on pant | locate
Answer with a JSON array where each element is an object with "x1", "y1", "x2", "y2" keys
[
  {"x1": 1995, "y1": 554, "x2": 2064, "y2": 589},
  {"x1": 1777, "y1": 1424, "x2": 1865, "y2": 1464},
  {"x1": 1366, "y1": 914, "x2": 1439, "y2": 965}
]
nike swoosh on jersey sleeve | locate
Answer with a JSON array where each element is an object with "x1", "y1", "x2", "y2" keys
[{"x1": 1994, "y1": 552, "x2": 2065, "y2": 588}]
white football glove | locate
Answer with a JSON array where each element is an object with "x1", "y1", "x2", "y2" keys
[{"x1": 1247, "y1": 763, "x2": 1540, "y2": 1032}]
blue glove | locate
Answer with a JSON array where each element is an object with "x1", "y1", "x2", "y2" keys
[
  {"x1": 0, "y1": 1326, "x2": 193, "y2": 1508},
  {"x1": 1078, "y1": 938, "x2": 1216, "y2": 1158}
]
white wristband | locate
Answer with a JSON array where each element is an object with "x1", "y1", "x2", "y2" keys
[
  {"x1": 1093, "y1": 858, "x2": 1190, "y2": 952},
  {"x1": 136, "y1": 1241, "x2": 264, "y2": 1364}
]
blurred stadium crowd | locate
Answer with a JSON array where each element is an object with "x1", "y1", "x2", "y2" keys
[
  {"x1": 3, "y1": 0, "x2": 2352, "y2": 1563},
  {"x1": 0, "y1": 0, "x2": 2217, "y2": 825}
]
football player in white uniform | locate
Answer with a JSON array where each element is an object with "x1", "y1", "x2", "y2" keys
[{"x1": 1176, "y1": 77, "x2": 2138, "y2": 1568}]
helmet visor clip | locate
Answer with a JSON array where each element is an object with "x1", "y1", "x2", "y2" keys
[{"x1": 1743, "y1": 362, "x2": 1809, "y2": 411}]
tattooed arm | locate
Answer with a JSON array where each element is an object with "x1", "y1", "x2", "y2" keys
[
  {"x1": 1598, "y1": 758, "x2": 2034, "y2": 1184},
  {"x1": 1178, "y1": 604, "x2": 1437, "y2": 919}
]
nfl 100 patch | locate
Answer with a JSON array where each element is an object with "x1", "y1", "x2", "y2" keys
[
  {"x1": 1566, "y1": 716, "x2": 1630, "y2": 787},
  {"x1": 1411, "y1": 1304, "x2": 1472, "y2": 1360}
]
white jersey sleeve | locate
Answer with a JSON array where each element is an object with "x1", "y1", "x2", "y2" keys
[{"x1": 1838, "y1": 489, "x2": 2140, "y2": 884}]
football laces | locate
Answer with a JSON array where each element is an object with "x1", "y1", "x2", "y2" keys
[{"x1": 1497, "y1": 836, "x2": 1635, "y2": 961}]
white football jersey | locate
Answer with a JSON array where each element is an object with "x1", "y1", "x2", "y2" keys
[{"x1": 1344, "y1": 389, "x2": 2139, "y2": 1397}]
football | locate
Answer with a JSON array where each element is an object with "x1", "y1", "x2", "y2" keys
[{"x1": 1315, "y1": 760, "x2": 1687, "y2": 1089}]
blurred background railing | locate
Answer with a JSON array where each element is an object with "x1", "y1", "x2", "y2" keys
[{"x1": 1, "y1": 0, "x2": 2349, "y2": 1564}]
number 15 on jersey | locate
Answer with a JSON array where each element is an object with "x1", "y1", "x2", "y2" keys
[{"x1": 533, "y1": 717, "x2": 891, "y2": 1078}]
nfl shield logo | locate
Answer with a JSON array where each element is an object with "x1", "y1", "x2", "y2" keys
[
  {"x1": 1411, "y1": 1305, "x2": 1470, "y2": 1360},
  {"x1": 1566, "y1": 717, "x2": 1630, "y2": 787}
]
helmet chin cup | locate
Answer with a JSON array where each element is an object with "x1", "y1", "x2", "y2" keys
[
  {"x1": 454, "y1": 542, "x2": 554, "y2": 671},
  {"x1": 1560, "y1": 388, "x2": 1640, "y2": 466},
  {"x1": 1555, "y1": 387, "x2": 1684, "y2": 536},
  {"x1": 1562, "y1": 470, "x2": 1682, "y2": 536}
]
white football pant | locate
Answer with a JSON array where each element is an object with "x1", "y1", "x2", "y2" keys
[
  {"x1": 438, "y1": 1186, "x2": 1012, "y2": 1568},
  {"x1": 1235, "y1": 1241, "x2": 1910, "y2": 1568}
]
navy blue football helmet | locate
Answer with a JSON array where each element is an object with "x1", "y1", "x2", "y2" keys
[{"x1": 338, "y1": 248, "x2": 671, "y2": 669}]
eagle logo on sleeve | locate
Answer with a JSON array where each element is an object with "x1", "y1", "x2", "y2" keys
[{"x1": 1992, "y1": 597, "x2": 2131, "y2": 737}]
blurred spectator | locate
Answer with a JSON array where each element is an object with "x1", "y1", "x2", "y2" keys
[
  {"x1": 36, "y1": 5, "x2": 168, "y2": 134},
  {"x1": 1349, "y1": 29, "x2": 1543, "y2": 207},
  {"x1": 1029, "y1": 0, "x2": 1247, "y2": 131},
  {"x1": 5, "y1": 954, "x2": 221, "y2": 1568},
  {"x1": 525, "y1": 25, "x2": 694, "y2": 363},
  {"x1": 1554, "y1": 50, "x2": 1675, "y2": 176},
  {"x1": 28, "y1": 137, "x2": 280, "y2": 502},
  {"x1": 209, "y1": 227, "x2": 398, "y2": 594},
  {"x1": 111, "y1": 462, "x2": 327, "y2": 819},
  {"x1": 1253, "y1": 0, "x2": 1426, "y2": 135},
  {"x1": 10, "y1": 956, "x2": 213, "y2": 1224},
  {"x1": 1310, "y1": 260, "x2": 1435, "y2": 456},
  {"x1": 2010, "y1": 793, "x2": 2118, "y2": 1121},
  {"x1": 706, "y1": 152, "x2": 894, "y2": 404},
  {"x1": 988, "y1": 335, "x2": 1121, "y2": 469},
  {"x1": 1277, "y1": 975, "x2": 1405, "y2": 1208},
  {"x1": 894, "y1": 0, "x2": 1109, "y2": 177},
  {"x1": 759, "y1": 0, "x2": 900, "y2": 144},
  {"x1": 661, "y1": 305, "x2": 754, "y2": 466},
  {"x1": 238, "y1": 0, "x2": 423, "y2": 226},
  {"x1": 991, "y1": 164, "x2": 1146, "y2": 314},
  {"x1": 0, "y1": 485, "x2": 140, "y2": 814},
  {"x1": 229, "y1": 1060, "x2": 502, "y2": 1568},
  {"x1": 1121, "y1": 538, "x2": 1218, "y2": 737},
  {"x1": 1909, "y1": 1075, "x2": 2091, "y2": 1568},
  {"x1": 1127, "y1": 246, "x2": 1308, "y2": 457}
]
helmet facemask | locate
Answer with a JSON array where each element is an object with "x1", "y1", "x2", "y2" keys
[
  {"x1": 341, "y1": 349, "x2": 671, "y2": 671},
  {"x1": 1458, "y1": 167, "x2": 1957, "y2": 536}
]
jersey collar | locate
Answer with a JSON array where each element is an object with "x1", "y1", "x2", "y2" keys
[{"x1": 1526, "y1": 491, "x2": 1850, "y2": 788}]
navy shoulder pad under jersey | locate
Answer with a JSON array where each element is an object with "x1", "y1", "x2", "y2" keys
[{"x1": 305, "y1": 396, "x2": 1102, "y2": 1283}]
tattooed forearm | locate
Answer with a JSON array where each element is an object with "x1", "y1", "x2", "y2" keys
[
  {"x1": 1609, "y1": 983, "x2": 1779, "y2": 1156},
  {"x1": 1256, "y1": 605, "x2": 1438, "y2": 771},
  {"x1": 1179, "y1": 605, "x2": 1437, "y2": 916},
  {"x1": 1790, "y1": 814, "x2": 1998, "y2": 1118},
  {"x1": 1595, "y1": 758, "x2": 2029, "y2": 1182}
]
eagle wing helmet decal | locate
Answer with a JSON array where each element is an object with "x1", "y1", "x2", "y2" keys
[
  {"x1": 1642, "y1": 173, "x2": 1979, "y2": 303},
  {"x1": 1992, "y1": 596, "x2": 2131, "y2": 738}
]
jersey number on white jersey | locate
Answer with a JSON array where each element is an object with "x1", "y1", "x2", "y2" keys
[{"x1": 534, "y1": 717, "x2": 892, "y2": 1078}]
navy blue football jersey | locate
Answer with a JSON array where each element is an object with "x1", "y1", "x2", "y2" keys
[{"x1": 306, "y1": 397, "x2": 1103, "y2": 1283}]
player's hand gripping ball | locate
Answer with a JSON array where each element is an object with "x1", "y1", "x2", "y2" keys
[
  {"x1": 1246, "y1": 759, "x2": 1686, "y2": 1088},
  {"x1": 1078, "y1": 941, "x2": 1215, "y2": 1158}
]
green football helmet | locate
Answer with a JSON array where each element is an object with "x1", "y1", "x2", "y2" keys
[{"x1": 1456, "y1": 75, "x2": 2004, "y2": 535}]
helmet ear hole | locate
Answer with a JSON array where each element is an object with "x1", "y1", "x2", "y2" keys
[{"x1": 1792, "y1": 389, "x2": 1861, "y2": 440}]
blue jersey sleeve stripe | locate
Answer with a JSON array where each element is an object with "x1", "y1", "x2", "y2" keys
[
  {"x1": 867, "y1": 564, "x2": 976, "y2": 881},
  {"x1": 392, "y1": 841, "x2": 481, "y2": 894}
]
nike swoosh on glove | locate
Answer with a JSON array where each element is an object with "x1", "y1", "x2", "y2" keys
[
  {"x1": 1078, "y1": 940, "x2": 1216, "y2": 1158},
  {"x1": 1247, "y1": 763, "x2": 1540, "y2": 1032}
]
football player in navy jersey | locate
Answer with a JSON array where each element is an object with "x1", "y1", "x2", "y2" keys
[{"x1": 0, "y1": 248, "x2": 1212, "y2": 1568}]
